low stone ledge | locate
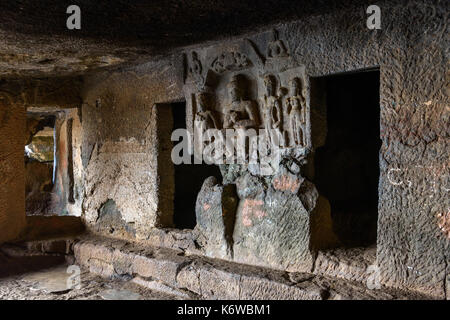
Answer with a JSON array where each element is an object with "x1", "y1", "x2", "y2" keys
[
  {"x1": 73, "y1": 236, "x2": 434, "y2": 300},
  {"x1": 74, "y1": 237, "x2": 192, "y2": 288},
  {"x1": 313, "y1": 246, "x2": 377, "y2": 284}
]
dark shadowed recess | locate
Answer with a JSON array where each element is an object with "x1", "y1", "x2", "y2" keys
[
  {"x1": 171, "y1": 102, "x2": 222, "y2": 229},
  {"x1": 314, "y1": 69, "x2": 381, "y2": 247}
]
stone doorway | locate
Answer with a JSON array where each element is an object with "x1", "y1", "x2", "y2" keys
[
  {"x1": 170, "y1": 102, "x2": 222, "y2": 229},
  {"x1": 313, "y1": 69, "x2": 381, "y2": 247},
  {"x1": 157, "y1": 102, "x2": 222, "y2": 230},
  {"x1": 24, "y1": 108, "x2": 81, "y2": 217},
  {"x1": 25, "y1": 113, "x2": 55, "y2": 216}
]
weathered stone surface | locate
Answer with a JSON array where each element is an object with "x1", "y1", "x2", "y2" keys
[
  {"x1": 131, "y1": 250, "x2": 187, "y2": 288},
  {"x1": 0, "y1": 258, "x2": 182, "y2": 300},
  {"x1": 177, "y1": 260, "x2": 241, "y2": 300},
  {"x1": 195, "y1": 164, "x2": 337, "y2": 272},
  {"x1": 0, "y1": 0, "x2": 344, "y2": 77},
  {"x1": 95, "y1": 199, "x2": 136, "y2": 238},
  {"x1": 25, "y1": 160, "x2": 53, "y2": 216},
  {"x1": 146, "y1": 228, "x2": 201, "y2": 256},
  {"x1": 99, "y1": 289, "x2": 142, "y2": 300},
  {"x1": 81, "y1": 58, "x2": 184, "y2": 239},
  {"x1": 194, "y1": 176, "x2": 238, "y2": 259},
  {"x1": 9, "y1": 238, "x2": 76, "y2": 256},
  {"x1": 0, "y1": 97, "x2": 26, "y2": 244},
  {"x1": 73, "y1": 236, "x2": 434, "y2": 300},
  {"x1": 240, "y1": 275, "x2": 323, "y2": 300},
  {"x1": 232, "y1": 170, "x2": 317, "y2": 272},
  {"x1": 313, "y1": 246, "x2": 376, "y2": 283},
  {"x1": 176, "y1": 257, "x2": 325, "y2": 300}
]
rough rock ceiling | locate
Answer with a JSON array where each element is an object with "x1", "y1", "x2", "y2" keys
[{"x1": 0, "y1": 0, "x2": 372, "y2": 78}]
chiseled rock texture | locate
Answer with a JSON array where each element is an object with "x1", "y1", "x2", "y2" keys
[
  {"x1": 0, "y1": 97, "x2": 26, "y2": 243},
  {"x1": 81, "y1": 56, "x2": 184, "y2": 239},
  {"x1": 232, "y1": 169, "x2": 317, "y2": 272},
  {"x1": 313, "y1": 246, "x2": 377, "y2": 283},
  {"x1": 194, "y1": 176, "x2": 238, "y2": 259}
]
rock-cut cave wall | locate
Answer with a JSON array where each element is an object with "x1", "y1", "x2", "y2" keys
[
  {"x1": 76, "y1": 0, "x2": 448, "y2": 298},
  {"x1": 0, "y1": 94, "x2": 26, "y2": 243}
]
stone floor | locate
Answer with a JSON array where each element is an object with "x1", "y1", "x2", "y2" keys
[{"x1": 0, "y1": 263, "x2": 181, "y2": 300}]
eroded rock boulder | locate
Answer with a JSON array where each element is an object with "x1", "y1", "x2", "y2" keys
[
  {"x1": 232, "y1": 164, "x2": 338, "y2": 272},
  {"x1": 194, "y1": 176, "x2": 238, "y2": 259}
]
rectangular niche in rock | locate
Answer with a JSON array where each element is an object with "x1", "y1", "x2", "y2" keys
[
  {"x1": 25, "y1": 113, "x2": 55, "y2": 216},
  {"x1": 312, "y1": 69, "x2": 381, "y2": 248},
  {"x1": 156, "y1": 102, "x2": 222, "y2": 230}
]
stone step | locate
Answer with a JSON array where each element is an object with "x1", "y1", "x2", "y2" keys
[{"x1": 73, "y1": 235, "x2": 432, "y2": 300}]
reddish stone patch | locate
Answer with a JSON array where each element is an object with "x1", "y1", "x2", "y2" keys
[
  {"x1": 242, "y1": 199, "x2": 265, "y2": 227},
  {"x1": 437, "y1": 210, "x2": 450, "y2": 239},
  {"x1": 273, "y1": 174, "x2": 301, "y2": 193},
  {"x1": 203, "y1": 203, "x2": 211, "y2": 211}
]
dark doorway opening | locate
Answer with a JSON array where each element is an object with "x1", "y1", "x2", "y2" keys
[
  {"x1": 25, "y1": 114, "x2": 56, "y2": 216},
  {"x1": 171, "y1": 102, "x2": 222, "y2": 229},
  {"x1": 313, "y1": 69, "x2": 381, "y2": 247}
]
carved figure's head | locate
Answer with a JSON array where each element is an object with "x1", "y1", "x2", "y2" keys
[
  {"x1": 263, "y1": 74, "x2": 276, "y2": 96},
  {"x1": 290, "y1": 96, "x2": 300, "y2": 109},
  {"x1": 289, "y1": 77, "x2": 302, "y2": 96}
]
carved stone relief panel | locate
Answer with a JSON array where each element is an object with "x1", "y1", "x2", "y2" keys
[
  {"x1": 182, "y1": 31, "x2": 336, "y2": 272},
  {"x1": 183, "y1": 29, "x2": 310, "y2": 167}
]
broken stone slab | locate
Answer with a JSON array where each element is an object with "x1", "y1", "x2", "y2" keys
[
  {"x1": 176, "y1": 258, "x2": 325, "y2": 300},
  {"x1": 3, "y1": 237, "x2": 78, "y2": 259},
  {"x1": 131, "y1": 247, "x2": 189, "y2": 288}
]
